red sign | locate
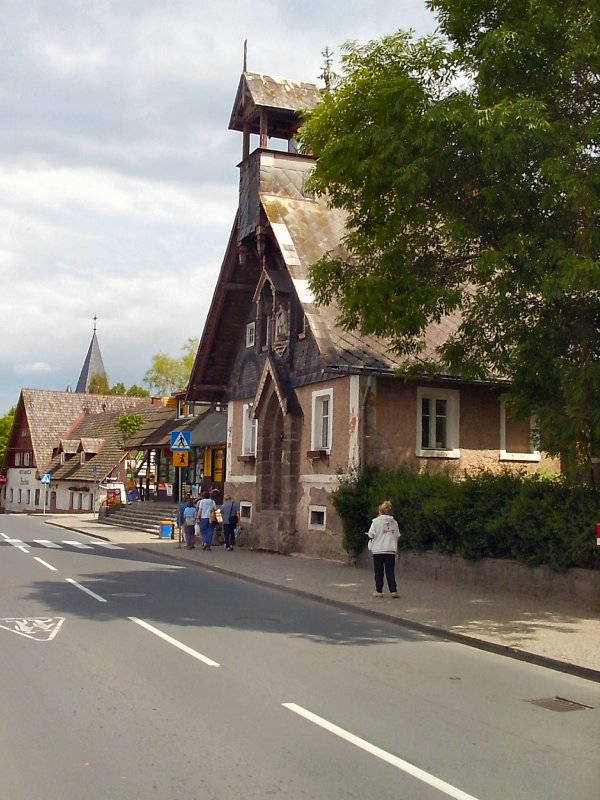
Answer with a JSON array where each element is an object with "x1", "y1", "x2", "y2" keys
[{"x1": 0, "y1": 475, "x2": 7, "y2": 486}]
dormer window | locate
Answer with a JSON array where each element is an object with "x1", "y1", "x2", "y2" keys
[
  {"x1": 60, "y1": 453, "x2": 65, "y2": 465},
  {"x1": 80, "y1": 452, "x2": 86, "y2": 465}
]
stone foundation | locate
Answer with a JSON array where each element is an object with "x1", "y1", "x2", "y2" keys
[{"x1": 355, "y1": 550, "x2": 600, "y2": 609}]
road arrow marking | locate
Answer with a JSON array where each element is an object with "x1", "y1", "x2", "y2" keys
[{"x1": 0, "y1": 617, "x2": 65, "y2": 641}]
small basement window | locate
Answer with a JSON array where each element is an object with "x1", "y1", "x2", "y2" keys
[
  {"x1": 308, "y1": 505, "x2": 326, "y2": 530},
  {"x1": 239, "y1": 501, "x2": 252, "y2": 521}
]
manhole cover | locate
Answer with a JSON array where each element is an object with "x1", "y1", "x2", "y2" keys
[{"x1": 524, "y1": 696, "x2": 593, "y2": 712}]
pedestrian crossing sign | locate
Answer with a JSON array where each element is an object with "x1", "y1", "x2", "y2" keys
[
  {"x1": 40, "y1": 473, "x2": 51, "y2": 484},
  {"x1": 173, "y1": 451, "x2": 189, "y2": 468},
  {"x1": 170, "y1": 431, "x2": 191, "y2": 451}
]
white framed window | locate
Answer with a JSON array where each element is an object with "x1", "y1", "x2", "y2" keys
[
  {"x1": 242, "y1": 403, "x2": 258, "y2": 455},
  {"x1": 80, "y1": 451, "x2": 86, "y2": 465},
  {"x1": 245, "y1": 321, "x2": 256, "y2": 348},
  {"x1": 60, "y1": 452, "x2": 65, "y2": 465},
  {"x1": 416, "y1": 387, "x2": 460, "y2": 458},
  {"x1": 311, "y1": 389, "x2": 333, "y2": 453},
  {"x1": 499, "y1": 400, "x2": 540, "y2": 462},
  {"x1": 308, "y1": 505, "x2": 327, "y2": 530},
  {"x1": 239, "y1": 501, "x2": 252, "y2": 521},
  {"x1": 14, "y1": 452, "x2": 21, "y2": 466},
  {"x1": 24, "y1": 452, "x2": 30, "y2": 466}
]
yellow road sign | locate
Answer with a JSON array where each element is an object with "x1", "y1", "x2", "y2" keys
[{"x1": 173, "y1": 452, "x2": 189, "y2": 468}]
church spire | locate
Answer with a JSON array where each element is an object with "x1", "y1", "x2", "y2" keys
[{"x1": 75, "y1": 317, "x2": 107, "y2": 393}]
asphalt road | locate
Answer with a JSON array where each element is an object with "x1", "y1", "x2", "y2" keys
[{"x1": 1, "y1": 514, "x2": 599, "y2": 800}]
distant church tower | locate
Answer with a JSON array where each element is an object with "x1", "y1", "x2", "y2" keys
[{"x1": 75, "y1": 316, "x2": 107, "y2": 393}]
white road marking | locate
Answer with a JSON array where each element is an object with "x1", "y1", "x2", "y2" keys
[
  {"x1": 92, "y1": 541, "x2": 124, "y2": 549},
  {"x1": 282, "y1": 703, "x2": 481, "y2": 800},
  {"x1": 128, "y1": 617, "x2": 220, "y2": 667},
  {"x1": 65, "y1": 578, "x2": 107, "y2": 602},
  {"x1": 0, "y1": 617, "x2": 65, "y2": 641},
  {"x1": 4, "y1": 538, "x2": 30, "y2": 552},
  {"x1": 34, "y1": 540, "x2": 62, "y2": 548},
  {"x1": 63, "y1": 540, "x2": 93, "y2": 549},
  {"x1": 34, "y1": 557, "x2": 58, "y2": 571}
]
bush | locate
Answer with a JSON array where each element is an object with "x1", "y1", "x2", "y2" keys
[{"x1": 331, "y1": 466, "x2": 600, "y2": 571}]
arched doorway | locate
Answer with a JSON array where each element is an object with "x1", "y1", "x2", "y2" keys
[{"x1": 259, "y1": 391, "x2": 283, "y2": 509}]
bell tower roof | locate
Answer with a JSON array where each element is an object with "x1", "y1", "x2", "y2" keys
[{"x1": 229, "y1": 71, "x2": 320, "y2": 159}]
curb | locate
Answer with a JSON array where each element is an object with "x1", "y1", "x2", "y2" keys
[{"x1": 138, "y1": 546, "x2": 600, "y2": 685}]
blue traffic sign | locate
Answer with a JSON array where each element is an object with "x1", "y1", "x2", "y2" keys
[
  {"x1": 40, "y1": 473, "x2": 51, "y2": 484},
  {"x1": 170, "y1": 431, "x2": 191, "y2": 451}
]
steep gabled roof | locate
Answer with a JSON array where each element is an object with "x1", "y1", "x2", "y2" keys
[
  {"x1": 254, "y1": 354, "x2": 302, "y2": 418},
  {"x1": 187, "y1": 71, "x2": 464, "y2": 404},
  {"x1": 5, "y1": 389, "x2": 154, "y2": 472},
  {"x1": 75, "y1": 331, "x2": 107, "y2": 393},
  {"x1": 186, "y1": 217, "x2": 259, "y2": 403},
  {"x1": 261, "y1": 190, "x2": 463, "y2": 373},
  {"x1": 44, "y1": 408, "x2": 125, "y2": 482}
]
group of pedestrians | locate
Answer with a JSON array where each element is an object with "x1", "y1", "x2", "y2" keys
[
  {"x1": 179, "y1": 491, "x2": 240, "y2": 551},
  {"x1": 179, "y1": 490, "x2": 401, "y2": 598}
]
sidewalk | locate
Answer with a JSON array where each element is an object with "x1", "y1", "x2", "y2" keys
[{"x1": 46, "y1": 514, "x2": 600, "y2": 682}]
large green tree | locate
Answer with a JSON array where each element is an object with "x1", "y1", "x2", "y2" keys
[
  {"x1": 301, "y1": 0, "x2": 599, "y2": 479},
  {"x1": 143, "y1": 338, "x2": 198, "y2": 397}
]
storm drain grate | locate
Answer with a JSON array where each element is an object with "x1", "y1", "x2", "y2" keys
[{"x1": 524, "y1": 696, "x2": 593, "y2": 712}]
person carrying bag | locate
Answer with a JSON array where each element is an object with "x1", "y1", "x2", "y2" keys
[{"x1": 220, "y1": 494, "x2": 240, "y2": 551}]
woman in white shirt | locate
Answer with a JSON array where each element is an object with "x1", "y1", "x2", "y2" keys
[
  {"x1": 196, "y1": 490, "x2": 217, "y2": 550},
  {"x1": 366, "y1": 500, "x2": 401, "y2": 598}
]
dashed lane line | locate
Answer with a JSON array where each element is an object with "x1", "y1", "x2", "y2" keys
[
  {"x1": 65, "y1": 578, "x2": 107, "y2": 603},
  {"x1": 129, "y1": 617, "x2": 220, "y2": 667},
  {"x1": 33, "y1": 557, "x2": 58, "y2": 572}
]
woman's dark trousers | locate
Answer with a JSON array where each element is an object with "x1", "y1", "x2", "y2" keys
[{"x1": 373, "y1": 554, "x2": 397, "y2": 593}]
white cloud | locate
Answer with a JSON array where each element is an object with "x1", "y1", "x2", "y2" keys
[
  {"x1": 0, "y1": 0, "x2": 436, "y2": 415},
  {"x1": 13, "y1": 362, "x2": 58, "y2": 376}
]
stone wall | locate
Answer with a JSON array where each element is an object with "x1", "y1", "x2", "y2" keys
[{"x1": 355, "y1": 549, "x2": 599, "y2": 608}]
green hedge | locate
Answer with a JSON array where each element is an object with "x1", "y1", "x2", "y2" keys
[{"x1": 332, "y1": 466, "x2": 600, "y2": 572}]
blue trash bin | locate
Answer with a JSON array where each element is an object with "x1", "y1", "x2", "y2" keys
[{"x1": 159, "y1": 520, "x2": 174, "y2": 539}]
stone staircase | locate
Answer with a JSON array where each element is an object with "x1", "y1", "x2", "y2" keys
[{"x1": 99, "y1": 501, "x2": 179, "y2": 535}]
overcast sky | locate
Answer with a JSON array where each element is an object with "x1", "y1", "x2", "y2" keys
[{"x1": 0, "y1": 0, "x2": 436, "y2": 414}]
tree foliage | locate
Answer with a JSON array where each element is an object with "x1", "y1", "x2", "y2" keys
[
  {"x1": 300, "y1": 0, "x2": 600, "y2": 479},
  {"x1": 87, "y1": 373, "x2": 149, "y2": 397},
  {"x1": 0, "y1": 407, "x2": 15, "y2": 466},
  {"x1": 87, "y1": 373, "x2": 110, "y2": 395},
  {"x1": 116, "y1": 412, "x2": 145, "y2": 448},
  {"x1": 143, "y1": 338, "x2": 198, "y2": 397}
]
